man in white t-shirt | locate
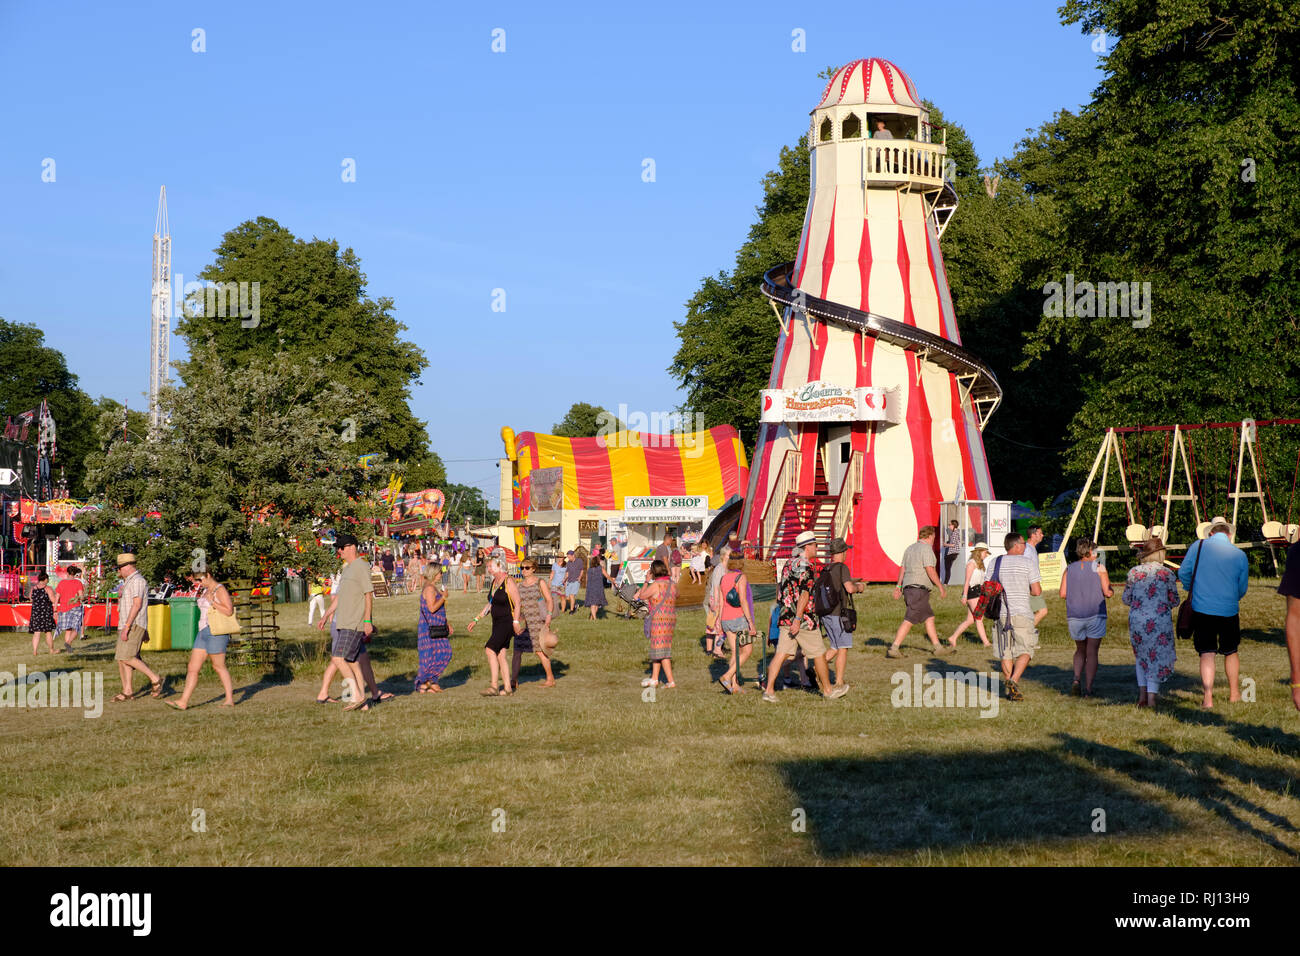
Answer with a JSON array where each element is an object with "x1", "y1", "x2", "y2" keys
[{"x1": 991, "y1": 532, "x2": 1042, "y2": 701}]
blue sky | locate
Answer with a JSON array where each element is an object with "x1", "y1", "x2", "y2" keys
[{"x1": 0, "y1": 1, "x2": 1105, "y2": 506}]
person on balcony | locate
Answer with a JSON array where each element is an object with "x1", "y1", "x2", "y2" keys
[{"x1": 871, "y1": 118, "x2": 894, "y2": 139}]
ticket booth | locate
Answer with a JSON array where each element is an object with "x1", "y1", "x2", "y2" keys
[{"x1": 940, "y1": 497, "x2": 1013, "y2": 573}]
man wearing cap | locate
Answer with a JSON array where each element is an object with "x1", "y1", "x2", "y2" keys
[
  {"x1": 887, "y1": 526, "x2": 950, "y2": 658},
  {"x1": 563, "y1": 549, "x2": 582, "y2": 614},
  {"x1": 320, "y1": 533, "x2": 375, "y2": 711},
  {"x1": 1277, "y1": 533, "x2": 1300, "y2": 711},
  {"x1": 1179, "y1": 518, "x2": 1249, "y2": 708},
  {"x1": 763, "y1": 531, "x2": 843, "y2": 701},
  {"x1": 820, "y1": 537, "x2": 861, "y2": 692},
  {"x1": 112, "y1": 553, "x2": 163, "y2": 701}
]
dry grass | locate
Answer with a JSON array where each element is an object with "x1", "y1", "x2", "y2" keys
[{"x1": 1, "y1": 580, "x2": 1297, "y2": 865}]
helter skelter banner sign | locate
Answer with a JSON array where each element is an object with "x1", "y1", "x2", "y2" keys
[{"x1": 760, "y1": 381, "x2": 901, "y2": 424}]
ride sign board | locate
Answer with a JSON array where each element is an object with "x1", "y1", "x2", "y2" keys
[{"x1": 760, "y1": 381, "x2": 900, "y2": 424}]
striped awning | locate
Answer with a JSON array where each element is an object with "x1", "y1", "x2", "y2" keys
[{"x1": 510, "y1": 426, "x2": 749, "y2": 512}]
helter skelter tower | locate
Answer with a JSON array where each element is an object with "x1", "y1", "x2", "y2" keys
[
  {"x1": 739, "y1": 59, "x2": 1003, "y2": 581},
  {"x1": 149, "y1": 185, "x2": 171, "y2": 435}
]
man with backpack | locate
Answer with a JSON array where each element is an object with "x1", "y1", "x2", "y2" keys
[
  {"x1": 762, "y1": 531, "x2": 844, "y2": 702},
  {"x1": 816, "y1": 538, "x2": 861, "y2": 692},
  {"x1": 989, "y1": 532, "x2": 1042, "y2": 701}
]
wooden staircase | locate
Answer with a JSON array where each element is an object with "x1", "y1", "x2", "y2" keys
[{"x1": 765, "y1": 454, "x2": 839, "y2": 563}]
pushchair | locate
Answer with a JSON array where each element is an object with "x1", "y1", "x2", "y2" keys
[{"x1": 611, "y1": 566, "x2": 649, "y2": 619}]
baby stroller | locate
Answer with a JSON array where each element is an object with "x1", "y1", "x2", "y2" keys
[{"x1": 611, "y1": 566, "x2": 649, "y2": 619}]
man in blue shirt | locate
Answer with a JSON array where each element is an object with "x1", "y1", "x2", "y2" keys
[{"x1": 1178, "y1": 519, "x2": 1249, "y2": 708}]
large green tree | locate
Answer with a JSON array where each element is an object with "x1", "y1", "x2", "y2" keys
[
  {"x1": 442, "y1": 482, "x2": 492, "y2": 526},
  {"x1": 551, "y1": 402, "x2": 618, "y2": 438},
  {"x1": 176, "y1": 217, "x2": 439, "y2": 482},
  {"x1": 79, "y1": 344, "x2": 385, "y2": 583},
  {"x1": 1032, "y1": 0, "x2": 1300, "y2": 473}
]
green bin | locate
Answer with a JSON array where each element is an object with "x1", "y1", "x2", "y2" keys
[
  {"x1": 287, "y1": 577, "x2": 306, "y2": 604},
  {"x1": 168, "y1": 597, "x2": 200, "y2": 650},
  {"x1": 272, "y1": 580, "x2": 287, "y2": 605}
]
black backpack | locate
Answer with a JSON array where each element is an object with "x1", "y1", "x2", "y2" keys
[{"x1": 812, "y1": 564, "x2": 844, "y2": 616}]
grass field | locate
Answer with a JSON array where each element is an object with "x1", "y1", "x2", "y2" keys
[{"x1": 1, "y1": 580, "x2": 1297, "y2": 866}]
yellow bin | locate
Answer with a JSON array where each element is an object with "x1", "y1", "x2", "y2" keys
[{"x1": 147, "y1": 603, "x2": 172, "y2": 651}]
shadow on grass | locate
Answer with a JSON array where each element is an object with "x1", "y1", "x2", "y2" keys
[
  {"x1": 1160, "y1": 697, "x2": 1300, "y2": 758},
  {"x1": 1026, "y1": 661, "x2": 1201, "y2": 702},
  {"x1": 1055, "y1": 734, "x2": 1300, "y2": 859},
  {"x1": 776, "y1": 748, "x2": 1175, "y2": 857}
]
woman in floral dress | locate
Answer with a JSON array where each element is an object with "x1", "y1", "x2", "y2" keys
[{"x1": 1121, "y1": 537, "x2": 1179, "y2": 708}]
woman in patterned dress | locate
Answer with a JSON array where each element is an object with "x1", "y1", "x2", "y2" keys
[
  {"x1": 636, "y1": 559, "x2": 677, "y2": 688},
  {"x1": 1121, "y1": 537, "x2": 1179, "y2": 708},
  {"x1": 29, "y1": 570, "x2": 57, "y2": 655},
  {"x1": 511, "y1": 559, "x2": 557, "y2": 688},
  {"x1": 415, "y1": 567, "x2": 452, "y2": 693}
]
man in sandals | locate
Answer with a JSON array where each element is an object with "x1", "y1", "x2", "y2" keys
[
  {"x1": 990, "y1": 533, "x2": 1042, "y2": 701},
  {"x1": 113, "y1": 553, "x2": 163, "y2": 702},
  {"x1": 763, "y1": 531, "x2": 844, "y2": 701}
]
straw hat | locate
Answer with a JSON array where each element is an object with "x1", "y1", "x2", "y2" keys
[
  {"x1": 115, "y1": 553, "x2": 137, "y2": 568},
  {"x1": 971, "y1": 541, "x2": 991, "y2": 555}
]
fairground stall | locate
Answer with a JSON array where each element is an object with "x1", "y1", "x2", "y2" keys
[{"x1": 498, "y1": 425, "x2": 749, "y2": 572}]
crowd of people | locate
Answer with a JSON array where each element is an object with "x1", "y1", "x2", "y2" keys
[{"x1": 24, "y1": 516, "x2": 1300, "y2": 714}]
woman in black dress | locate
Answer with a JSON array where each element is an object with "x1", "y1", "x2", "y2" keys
[
  {"x1": 467, "y1": 557, "x2": 522, "y2": 696},
  {"x1": 29, "y1": 570, "x2": 57, "y2": 655}
]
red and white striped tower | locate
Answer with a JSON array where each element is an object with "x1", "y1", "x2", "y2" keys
[{"x1": 739, "y1": 58, "x2": 1001, "y2": 581}]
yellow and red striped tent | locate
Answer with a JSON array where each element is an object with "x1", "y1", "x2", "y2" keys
[{"x1": 502, "y1": 426, "x2": 749, "y2": 512}]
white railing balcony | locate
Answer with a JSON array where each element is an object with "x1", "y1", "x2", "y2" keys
[{"x1": 862, "y1": 139, "x2": 946, "y2": 190}]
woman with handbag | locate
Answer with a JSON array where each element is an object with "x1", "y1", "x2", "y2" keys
[
  {"x1": 467, "y1": 557, "x2": 523, "y2": 696},
  {"x1": 713, "y1": 551, "x2": 756, "y2": 694},
  {"x1": 1121, "y1": 537, "x2": 1178, "y2": 708},
  {"x1": 415, "y1": 567, "x2": 453, "y2": 693},
  {"x1": 169, "y1": 571, "x2": 238, "y2": 709},
  {"x1": 513, "y1": 559, "x2": 557, "y2": 687}
]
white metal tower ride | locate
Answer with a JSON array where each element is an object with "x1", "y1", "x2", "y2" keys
[{"x1": 149, "y1": 186, "x2": 171, "y2": 435}]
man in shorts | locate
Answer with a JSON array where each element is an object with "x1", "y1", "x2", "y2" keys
[
  {"x1": 321, "y1": 533, "x2": 374, "y2": 711},
  {"x1": 1179, "y1": 518, "x2": 1249, "y2": 708},
  {"x1": 887, "y1": 526, "x2": 950, "y2": 658},
  {"x1": 563, "y1": 549, "x2": 582, "y2": 614},
  {"x1": 1278, "y1": 534, "x2": 1300, "y2": 712},
  {"x1": 990, "y1": 533, "x2": 1041, "y2": 700},
  {"x1": 820, "y1": 537, "x2": 861, "y2": 691},
  {"x1": 1026, "y1": 525, "x2": 1049, "y2": 627},
  {"x1": 112, "y1": 553, "x2": 163, "y2": 702},
  {"x1": 763, "y1": 531, "x2": 844, "y2": 701}
]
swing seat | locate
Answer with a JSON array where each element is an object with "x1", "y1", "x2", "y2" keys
[
  {"x1": 1148, "y1": 524, "x2": 1166, "y2": 542},
  {"x1": 1125, "y1": 523, "x2": 1148, "y2": 544},
  {"x1": 1262, "y1": 521, "x2": 1299, "y2": 544}
]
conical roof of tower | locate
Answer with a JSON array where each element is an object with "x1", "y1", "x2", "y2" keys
[{"x1": 814, "y1": 58, "x2": 922, "y2": 110}]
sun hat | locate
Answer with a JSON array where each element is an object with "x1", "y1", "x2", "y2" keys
[
  {"x1": 827, "y1": 537, "x2": 851, "y2": 554},
  {"x1": 971, "y1": 541, "x2": 991, "y2": 554},
  {"x1": 794, "y1": 530, "x2": 817, "y2": 548},
  {"x1": 115, "y1": 553, "x2": 137, "y2": 568},
  {"x1": 1138, "y1": 536, "x2": 1167, "y2": 561}
]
